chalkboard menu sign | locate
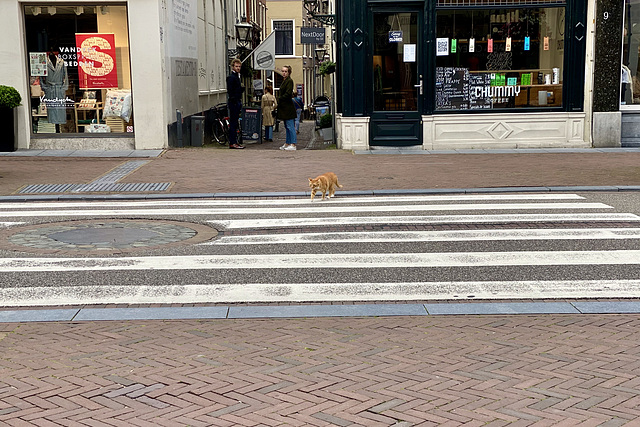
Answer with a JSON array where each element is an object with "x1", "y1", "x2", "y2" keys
[
  {"x1": 436, "y1": 67, "x2": 468, "y2": 110},
  {"x1": 241, "y1": 107, "x2": 262, "y2": 143},
  {"x1": 468, "y1": 73, "x2": 492, "y2": 109},
  {"x1": 436, "y1": 67, "x2": 493, "y2": 111}
]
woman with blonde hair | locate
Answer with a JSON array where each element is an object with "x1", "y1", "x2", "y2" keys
[{"x1": 261, "y1": 86, "x2": 277, "y2": 142}]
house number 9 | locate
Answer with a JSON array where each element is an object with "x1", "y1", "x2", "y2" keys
[{"x1": 604, "y1": 11, "x2": 609, "y2": 20}]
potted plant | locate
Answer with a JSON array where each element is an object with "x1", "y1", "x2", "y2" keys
[
  {"x1": 319, "y1": 60, "x2": 336, "y2": 76},
  {"x1": 318, "y1": 112, "x2": 333, "y2": 141},
  {"x1": 0, "y1": 85, "x2": 22, "y2": 152}
]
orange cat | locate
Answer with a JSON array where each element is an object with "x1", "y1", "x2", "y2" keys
[{"x1": 308, "y1": 172, "x2": 343, "y2": 201}]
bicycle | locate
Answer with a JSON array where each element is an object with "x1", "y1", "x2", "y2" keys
[
  {"x1": 210, "y1": 103, "x2": 229, "y2": 145},
  {"x1": 210, "y1": 103, "x2": 243, "y2": 146}
]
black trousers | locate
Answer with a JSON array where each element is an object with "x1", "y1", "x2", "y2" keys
[{"x1": 228, "y1": 101, "x2": 241, "y2": 145}]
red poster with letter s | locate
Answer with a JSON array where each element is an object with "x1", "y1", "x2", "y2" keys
[{"x1": 75, "y1": 33, "x2": 118, "y2": 89}]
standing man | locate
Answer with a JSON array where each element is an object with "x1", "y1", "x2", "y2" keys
[
  {"x1": 226, "y1": 58, "x2": 245, "y2": 149},
  {"x1": 277, "y1": 65, "x2": 297, "y2": 150}
]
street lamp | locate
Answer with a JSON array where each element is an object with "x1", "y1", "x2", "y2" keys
[
  {"x1": 235, "y1": 19, "x2": 253, "y2": 49},
  {"x1": 303, "y1": 0, "x2": 319, "y2": 16},
  {"x1": 314, "y1": 48, "x2": 327, "y2": 63},
  {"x1": 302, "y1": 0, "x2": 335, "y2": 26}
]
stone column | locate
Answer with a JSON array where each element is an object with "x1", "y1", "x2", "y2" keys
[{"x1": 592, "y1": 0, "x2": 623, "y2": 147}]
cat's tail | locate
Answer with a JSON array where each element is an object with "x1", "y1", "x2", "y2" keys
[{"x1": 336, "y1": 180, "x2": 343, "y2": 188}]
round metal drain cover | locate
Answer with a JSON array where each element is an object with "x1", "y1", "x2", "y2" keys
[
  {"x1": 0, "y1": 220, "x2": 218, "y2": 254},
  {"x1": 49, "y1": 227, "x2": 162, "y2": 246}
]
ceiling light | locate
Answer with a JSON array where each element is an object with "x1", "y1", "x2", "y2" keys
[{"x1": 47, "y1": 6, "x2": 56, "y2": 15}]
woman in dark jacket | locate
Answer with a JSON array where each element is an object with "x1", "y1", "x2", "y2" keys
[{"x1": 277, "y1": 65, "x2": 297, "y2": 150}]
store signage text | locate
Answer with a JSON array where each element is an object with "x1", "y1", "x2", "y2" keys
[
  {"x1": 75, "y1": 33, "x2": 118, "y2": 89},
  {"x1": 473, "y1": 85, "x2": 521, "y2": 98},
  {"x1": 389, "y1": 31, "x2": 403, "y2": 42},
  {"x1": 300, "y1": 27, "x2": 325, "y2": 44}
]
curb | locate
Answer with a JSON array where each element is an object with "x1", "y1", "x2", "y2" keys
[
  {"x1": 2, "y1": 185, "x2": 640, "y2": 202},
  {"x1": 2, "y1": 300, "x2": 640, "y2": 323}
]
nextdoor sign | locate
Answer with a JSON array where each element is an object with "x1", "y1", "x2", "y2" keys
[{"x1": 301, "y1": 27, "x2": 325, "y2": 44}]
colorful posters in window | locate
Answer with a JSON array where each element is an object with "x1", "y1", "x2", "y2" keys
[
  {"x1": 75, "y1": 33, "x2": 118, "y2": 89},
  {"x1": 29, "y1": 52, "x2": 48, "y2": 76}
]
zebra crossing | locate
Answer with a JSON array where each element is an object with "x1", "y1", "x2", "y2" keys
[{"x1": 0, "y1": 193, "x2": 639, "y2": 305}]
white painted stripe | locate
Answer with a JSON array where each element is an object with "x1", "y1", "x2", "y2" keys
[
  {"x1": 0, "y1": 194, "x2": 586, "y2": 210},
  {"x1": 212, "y1": 213, "x2": 640, "y2": 229},
  {"x1": 0, "y1": 202, "x2": 612, "y2": 218},
  {"x1": 2, "y1": 280, "x2": 639, "y2": 306},
  {"x1": 210, "y1": 228, "x2": 640, "y2": 245},
  {"x1": 1, "y1": 250, "x2": 638, "y2": 272}
]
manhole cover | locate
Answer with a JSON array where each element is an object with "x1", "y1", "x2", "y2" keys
[
  {"x1": 0, "y1": 220, "x2": 218, "y2": 254},
  {"x1": 49, "y1": 228, "x2": 162, "y2": 245}
]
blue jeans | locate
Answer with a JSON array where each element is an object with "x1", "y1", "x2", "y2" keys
[
  {"x1": 295, "y1": 109, "x2": 302, "y2": 132},
  {"x1": 265, "y1": 126, "x2": 273, "y2": 140},
  {"x1": 284, "y1": 119, "x2": 297, "y2": 145}
]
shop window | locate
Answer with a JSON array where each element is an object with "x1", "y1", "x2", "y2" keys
[
  {"x1": 372, "y1": 12, "x2": 419, "y2": 112},
  {"x1": 24, "y1": 4, "x2": 133, "y2": 135},
  {"x1": 274, "y1": 20, "x2": 294, "y2": 56},
  {"x1": 622, "y1": 0, "x2": 640, "y2": 106},
  {"x1": 435, "y1": 5, "x2": 565, "y2": 111}
]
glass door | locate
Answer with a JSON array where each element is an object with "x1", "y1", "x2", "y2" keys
[{"x1": 369, "y1": 8, "x2": 423, "y2": 146}]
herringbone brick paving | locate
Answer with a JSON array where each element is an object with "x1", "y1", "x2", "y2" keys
[{"x1": 1, "y1": 315, "x2": 640, "y2": 426}]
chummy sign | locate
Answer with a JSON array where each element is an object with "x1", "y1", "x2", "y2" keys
[{"x1": 75, "y1": 33, "x2": 118, "y2": 89}]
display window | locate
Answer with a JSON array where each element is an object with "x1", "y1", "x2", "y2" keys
[
  {"x1": 435, "y1": 3, "x2": 566, "y2": 111},
  {"x1": 622, "y1": 0, "x2": 640, "y2": 106},
  {"x1": 24, "y1": 4, "x2": 133, "y2": 135}
]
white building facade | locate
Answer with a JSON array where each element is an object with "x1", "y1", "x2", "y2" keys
[{"x1": 0, "y1": 0, "x2": 252, "y2": 150}]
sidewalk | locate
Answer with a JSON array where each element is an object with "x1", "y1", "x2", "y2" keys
[{"x1": 1, "y1": 120, "x2": 640, "y2": 198}]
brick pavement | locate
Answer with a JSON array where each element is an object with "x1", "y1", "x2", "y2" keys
[
  {"x1": 2, "y1": 314, "x2": 640, "y2": 425},
  {"x1": 1, "y1": 120, "x2": 640, "y2": 196}
]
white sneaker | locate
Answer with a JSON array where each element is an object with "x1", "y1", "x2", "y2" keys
[
  {"x1": 283, "y1": 145, "x2": 297, "y2": 151},
  {"x1": 279, "y1": 144, "x2": 287, "y2": 150}
]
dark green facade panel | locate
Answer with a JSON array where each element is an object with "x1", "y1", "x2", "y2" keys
[{"x1": 336, "y1": 0, "x2": 589, "y2": 117}]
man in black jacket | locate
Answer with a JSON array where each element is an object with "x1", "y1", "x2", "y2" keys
[{"x1": 226, "y1": 58, "x2": 245, "y2": 149}]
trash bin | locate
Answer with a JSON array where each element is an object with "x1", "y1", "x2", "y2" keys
[
  {"x1": 313, "y1": 96, "x2": 330, "y2": 129},
  {"x1": 190, "y1": 115, "x2": 205, "y2": 147}
]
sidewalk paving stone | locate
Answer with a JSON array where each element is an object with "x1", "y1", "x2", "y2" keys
[
  {"x1": 573, "y1": 301, "x2": 640, "y2": 313},
  {"x1": 74, "y1": 306, "x2": 229, "y2": 321},
  {"x1": 228, "y1": 303, "x2": 428, "y2": 319},
  {"x1": 0, "y1": 308, "x2": 78, "y2": 322},
  {"x1": 424, "y1": 302, "x2": 579, "y2": 315}
]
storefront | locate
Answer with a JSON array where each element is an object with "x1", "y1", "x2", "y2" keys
[
  {"x1": 622, "y1": 0, "x2": 640, "y2": 146},
  {"x1": 24, "y1": 4, "x2": 134, "y2": 138},
  {"x1": 336, "y1": 0, "x2": 590, "y2": 150},
  {"x1": 1, "y1": 0, "x2": 229, "y2": 150}
]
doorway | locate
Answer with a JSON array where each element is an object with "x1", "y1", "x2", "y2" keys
[{"x1": 369, "y1": 8, "x2": 423, "y2": 147}]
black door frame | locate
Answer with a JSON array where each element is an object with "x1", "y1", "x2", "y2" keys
[{"x1": 367, "y1": 3, "x2": 425, "y2": 147}]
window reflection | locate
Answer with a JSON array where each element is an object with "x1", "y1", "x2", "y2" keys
[
  {"x1": 623, "y1": 0, "x2": 640, "y2": 105},
  {"x1": 372, "y1": 12, "x2": 418, "y2": 111},
  {"x1": 435, "y1": 7, "x2": 565, "y2": 110}
]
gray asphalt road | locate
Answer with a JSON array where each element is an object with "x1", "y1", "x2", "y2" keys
[{"x1": 0, "y1": 191, "x2": 639, "y2": 306}]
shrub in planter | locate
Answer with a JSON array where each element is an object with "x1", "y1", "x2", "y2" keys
[
  {"x1": 0, "y1": 85, "x2": 21, "y2": 109},
  {"x1": 319, "y1": 61, "x2": 336, "y2": 76},
  {"x1": 0, "y1": 85, "x2": 21, "y2": 152},
  {"x1": 319, "y1": 113, "x2": 333, "y2": 129}
]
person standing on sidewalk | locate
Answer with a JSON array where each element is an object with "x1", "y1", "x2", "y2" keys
[
  {"x1": 226, "y1": 58, "x2": 245, "y2": 149},
  {"x1": 261, "y1": 86, "x2": 277, "y2": 142},
  {"x1": 277, "y1": 65, "x2": 297, "y2": 151},
  {"x1": 293, "y1": 94, "x2": 304, "y2": 135}
]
